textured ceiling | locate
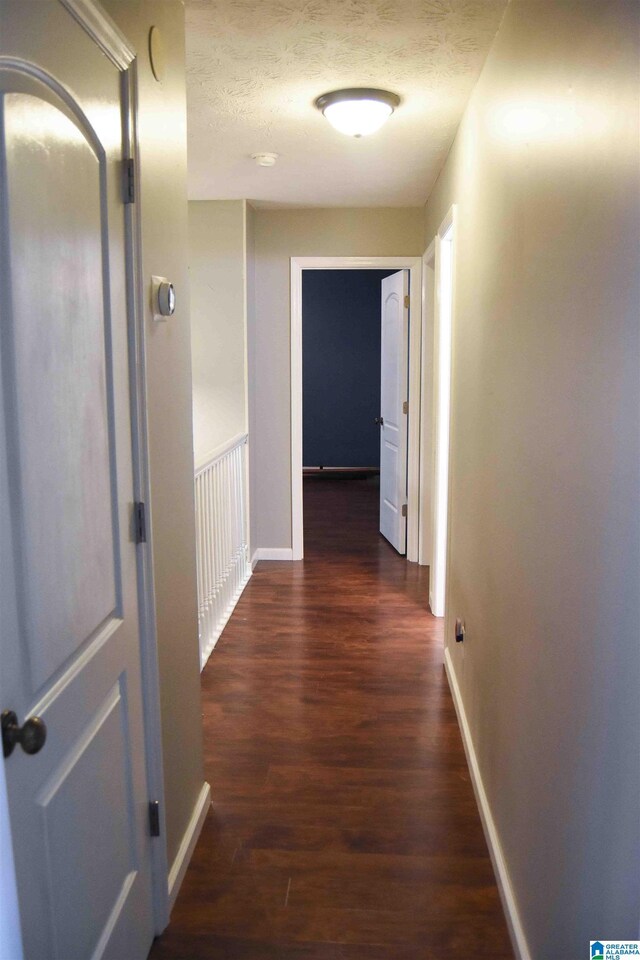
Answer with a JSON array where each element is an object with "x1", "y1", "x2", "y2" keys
[{"x1": 185, "y1": 0, "x2": 508, "y2": 207}]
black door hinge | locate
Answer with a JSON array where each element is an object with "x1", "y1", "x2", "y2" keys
[
  {"x1": 149, "y1": 800, "x2": 160, "y2": 837},
  {"x1": 123, "y1": 158, "x2": 135, "y2": 204},
  {"x1": 134, "y1": 502, "x2": 147, "y2": 544}
]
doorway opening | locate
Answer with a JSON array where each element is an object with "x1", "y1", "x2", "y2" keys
[
  {"x1": 290, "y1": 256, "x2": 423, "y2": 562},
  {"x1": 301, "y1": 268, "x2": 397, "y2": 552}
]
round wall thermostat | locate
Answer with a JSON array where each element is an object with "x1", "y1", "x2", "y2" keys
[
  {"x1": 158, "y1": 281, "x2": 175, "y2": 316},
  {"x1": 149, "y1": 26, "x2": 165, "y2": 83},
  {"x1": 151, "y1": 276, "x2": 176, "y2": 321}
]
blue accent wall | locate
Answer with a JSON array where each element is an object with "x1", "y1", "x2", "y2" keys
[{"x1": 303, "y1": 270, "x2": 396, "y2": 468}]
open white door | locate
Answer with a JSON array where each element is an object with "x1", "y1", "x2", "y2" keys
[
  {"x1": 0, "y1": 4, "x2": 155, "y2": 958},
  {"x1": 378, "y1": 270, "x2": 409, "y2": 554}
]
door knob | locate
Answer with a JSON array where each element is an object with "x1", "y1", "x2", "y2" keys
[
  {"x1": 2, "y1": 710, "x2": 47, "y2": 758},
  {"x1": 374, "y1": 416, "x2": 384, "y2": 426}
]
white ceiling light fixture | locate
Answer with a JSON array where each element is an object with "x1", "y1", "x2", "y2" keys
[{"x1": 315, "y1": 88, "x2": 401, "y2": 138}]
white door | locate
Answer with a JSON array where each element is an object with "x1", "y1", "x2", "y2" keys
[
  {"x1": 0, "y1": 4, "x2": 155, "y2": 959},
  {"x1": 379, "y1": 271, "x2": 409, "y2": 554}
]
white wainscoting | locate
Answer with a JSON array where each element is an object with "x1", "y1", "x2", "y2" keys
[{"x1": 195, "y1": 433, "x2": 251, "y2": 669}]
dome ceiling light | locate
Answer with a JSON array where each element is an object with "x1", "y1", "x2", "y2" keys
[{"x1": 314, "y1": 88, "x2": 401, "y2": 138}]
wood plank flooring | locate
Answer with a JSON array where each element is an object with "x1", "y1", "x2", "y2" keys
[{"x1": 149, "y1": 475, "x2": 513, "y2": 959}]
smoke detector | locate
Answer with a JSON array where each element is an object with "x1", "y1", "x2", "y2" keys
[{"x1": 251, "y1": 152, "x2": 278, "y2": 167}]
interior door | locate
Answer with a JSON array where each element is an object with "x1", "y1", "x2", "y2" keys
[
  {"x1": 0, "y1": 4, "x2": 155, "y2": 959},
  {"x1": 379, "y1": 270, "x2": 409, "y2": 554}
]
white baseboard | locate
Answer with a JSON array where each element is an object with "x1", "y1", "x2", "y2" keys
[
  {"x1": 200, "y1": 568, "x2": 252, "y2": 671},
  {"x1": 251, "y1": 547, "x2": 294, "y2": 565},
  {"x1": 167, "y1": 781, "x2": 211, "y2": 913},
  {"x1": 444, "y1": 648, "x2": 531, "y2": 960}
]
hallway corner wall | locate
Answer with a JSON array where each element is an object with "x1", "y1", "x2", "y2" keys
[
  {"x1": 250, "y1": 207, "x2": 423, "y2": 551},
  {"x1": 422, "y1": 1, "x2": 640, "y2": 957},
  {"x1": 189, "y1": 199, "x2": 249, "y2": 467},
  {"x1": 101, "y1": 0, "x2": 206, "y2": 884},
  {"x1": 246, "y1": 202, "x2": 258, "y2": 558}
]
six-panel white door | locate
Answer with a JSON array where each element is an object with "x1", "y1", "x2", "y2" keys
[
  {"x1": 0, "y1": 3, "x2": 155, "y2": 958},
  {"x1": 379, "y1": 270, "x2": 409, "y2": 554}
]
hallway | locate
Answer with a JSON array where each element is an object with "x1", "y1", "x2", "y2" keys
[{"x1": 150, "y1": 477, "x2": 513, "y2": 959}]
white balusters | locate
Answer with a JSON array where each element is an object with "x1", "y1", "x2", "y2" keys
[{"x1": 194, "y1": 433, "x2": 250, "y2": 669}]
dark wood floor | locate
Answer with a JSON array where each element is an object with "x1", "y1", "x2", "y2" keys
[{"x1": 149, "y1": 476, "x2": 513, "y2": 960}]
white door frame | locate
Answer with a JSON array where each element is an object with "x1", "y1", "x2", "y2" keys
[
  {"x1": 0, "y1": 0, "x2": 169, "y2": 950},
  {"x1": 418, "y1": 239, "x2": 436, "y2": 568},
  {"x1": 0, "y1": 757, "x2": 21, "y2": 959},
  {"x1": 290, "y1": 256, "x2": 422, "y2": 561},
  {"x1": 427, "y1": 206, "x2": 457, "y2": 618},
  {"x1": 121, "y1": 36, "x2": 171, "y2": 937}
]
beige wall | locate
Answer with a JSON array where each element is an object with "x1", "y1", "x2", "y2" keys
[
  {"x1": 250, "y1": 207, "x2": 424, "y2": 550},
  {"x1": 246, "y1": 203, "x2": 257, "y2": 556},
  {"x1": 189, "y1": 200, "x2": 248, "y2": 466},
  {"x1": 423, "y1": 1, "x2": 640, "y2": 956},
  {"x1": 103, "y1": 0, "x2": 205, "y2": 874}
]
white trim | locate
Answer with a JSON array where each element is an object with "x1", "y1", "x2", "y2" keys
[
  {"x1": 405, "y1": 266, "x2": 423, "y2": 562},
  {"x1": 252, "y1": 547, "x2": 294, "y2": 566},
  {"x1": 121, "y1": 59, "x2": 170, "y2": 932},
  {"x1": 290, "y1": 256, "x2": 422, "y2": 562},
  {"x1": 419, "y1": 240, "x2": 436, "y2": 567},
  {"x1": 290, "y1": 259, "x2": 304, "y2": 560},
  {"x1": 59, "y1": 0, "x2": 135, "y2": 69},
  {"x1": 195, "y1": 432, "x2": 248, "y2": 476},
  {"x1": 167, "y1": 782, "x2": 211, "y2": 913},
  {"x1": 444, "y1": 649, "x2": 531, "y2": 960},
  {"x1": 291, "y1": 257, "x2": 422, "y2": 270},
  {"x1": 429, "y1": 207, "x2": 456, "y2": 618}
]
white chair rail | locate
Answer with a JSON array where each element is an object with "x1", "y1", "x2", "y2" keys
[{"x1": 194, "y1": 432, "x2": 250, "y2": 669}]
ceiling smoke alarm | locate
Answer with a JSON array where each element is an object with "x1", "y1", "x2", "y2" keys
[{"x1": 251, "y1": 152, "x2": 279, "y2": 167}]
